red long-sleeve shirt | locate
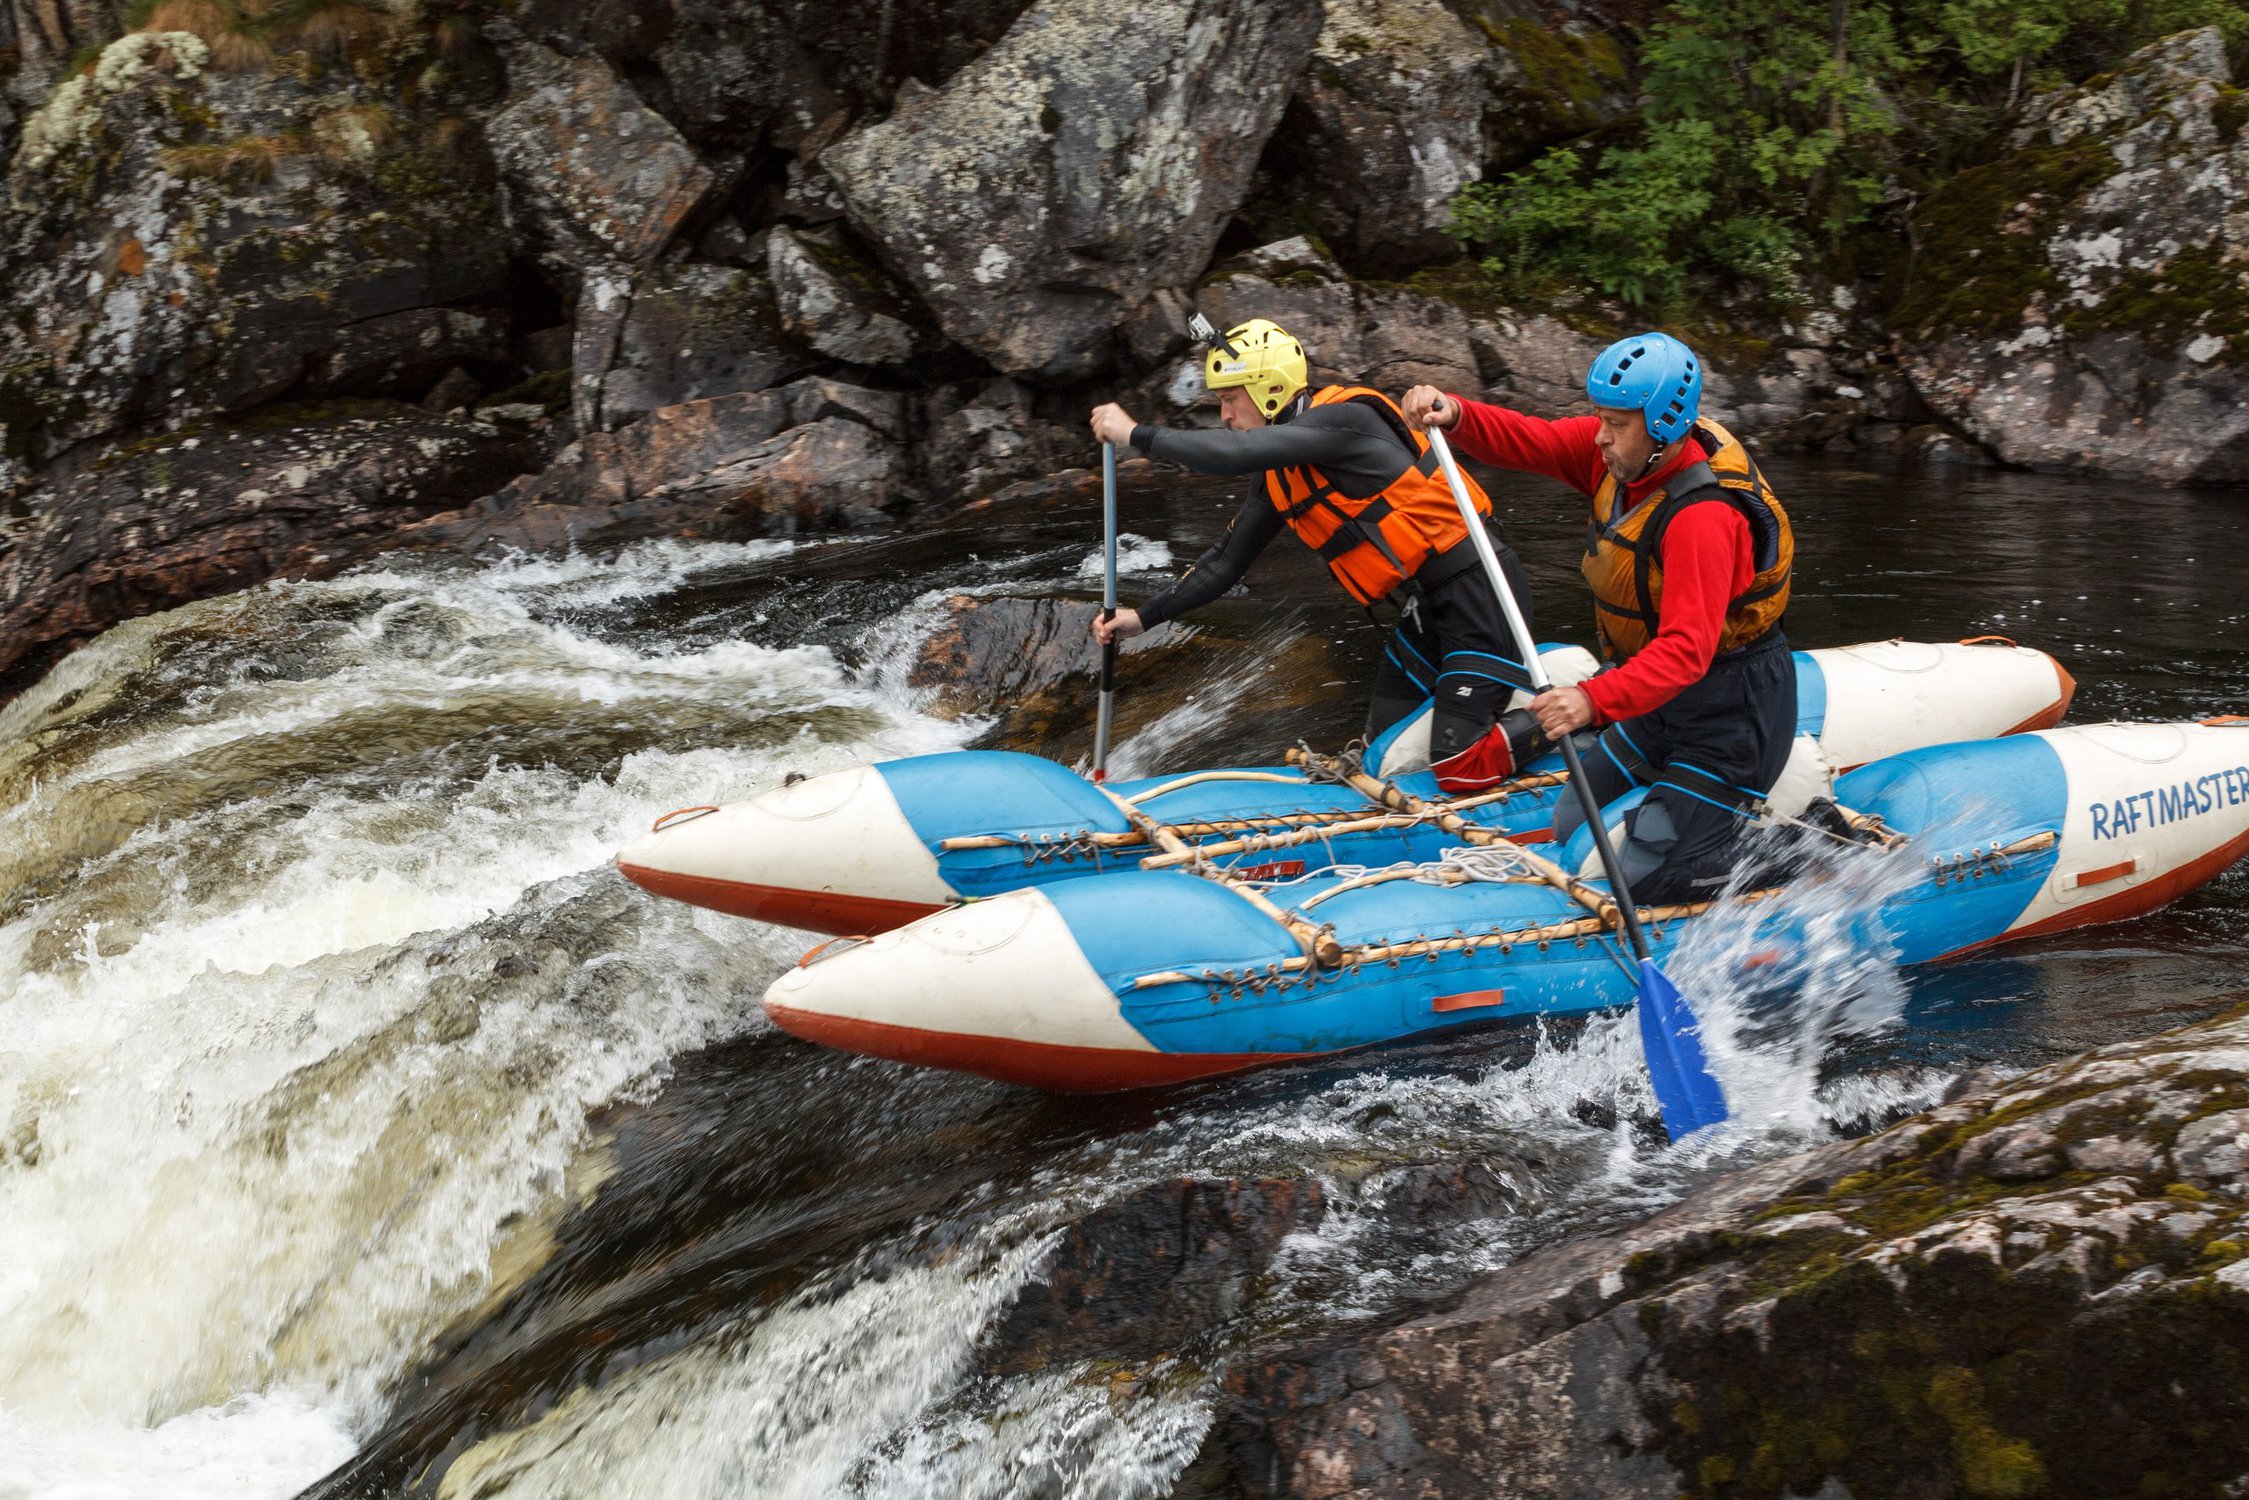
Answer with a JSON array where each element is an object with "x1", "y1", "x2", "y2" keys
[{"x1": 1447, "y1": 400, "x2": 1754, "y2": 724}]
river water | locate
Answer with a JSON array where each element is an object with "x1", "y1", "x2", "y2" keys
[{"x1": 0, "y1": 453, "x2": 2243, "y2": 1499}]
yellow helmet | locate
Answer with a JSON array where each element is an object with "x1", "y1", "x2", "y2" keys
[{"x1": 1198, "y1": 316, "x2": 1307, "y2": 417}]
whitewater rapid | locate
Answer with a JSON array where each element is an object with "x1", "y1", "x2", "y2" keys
[
  {"x1": 0, "y1": 531, "x2": 1984, "y2": 1500},
  {"x1": 0, "y1": 541, "x2": 976, "y2": 1497}
]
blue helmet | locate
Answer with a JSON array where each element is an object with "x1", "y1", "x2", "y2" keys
[{"x1": 1584, "y1": 332, "x2": 1701, "y2": 445}]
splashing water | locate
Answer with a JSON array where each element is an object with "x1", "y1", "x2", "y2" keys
[
  {"x1": 6, "y1": 460, "x2": 2246, "y2": 1500},
  {"x1": 1666, "y1": 822, "x2": 1937, "y2": 1145},
  {"x1": 1075, "y1": 534, "x2": 1176, "y2": 579},
  {"x1": 0, "y1": 541, "x2": 974, "y2": 1499}
]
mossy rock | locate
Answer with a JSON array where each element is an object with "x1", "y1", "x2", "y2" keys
[
  {"x1": 1456, "y1": 9, "x2": 1633, "y2": 150},
  {"x1": 2057, "y1": 245, "x2": 2249, "y2": 362},
  {"x1": 1892, "y1": 139, "x2": 2116, "y2": 339},
  {"x1": 2215, "y1": 85, "x2": 2249, "y2": 145}
]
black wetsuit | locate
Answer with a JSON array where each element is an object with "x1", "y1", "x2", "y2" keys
[{"x1": 1130, "y1": 398, "x2": 1535, "y2": 756}]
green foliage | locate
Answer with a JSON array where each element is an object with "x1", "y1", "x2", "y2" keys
[
  {"x1": 1451, "y1": 0, "x2": 1905, "y2": 308},
  {"x1": 1447, "y1": 122, "x2": 1720, "y2": 308},
  {"x1": 1446, "y1": 0, "x2": 2249, "y2": 311}
]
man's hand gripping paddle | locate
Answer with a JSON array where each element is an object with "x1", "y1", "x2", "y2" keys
[
  {"x1": 1092, "y1": 441, "x2": 1119, "y2": 783},
  {"x1": 1424, "y1": 422, "x2": 1728, "y2": 1141}
]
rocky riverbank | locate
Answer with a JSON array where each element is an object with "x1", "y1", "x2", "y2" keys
[
  {"x1": 965, "y1": 1001, "x2": 2249, "y2": 1499},
  {"x1": 3, "y1": 2, "x2": 2245, "y2": 699}
]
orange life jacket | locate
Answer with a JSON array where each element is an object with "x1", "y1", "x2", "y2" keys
[
  {"x1": 1582, "y1": 417, "x2": 1792, "y2": 662},
  {"x1": 1263, "y1": 386, "x2": 1494, "y2": 606}
]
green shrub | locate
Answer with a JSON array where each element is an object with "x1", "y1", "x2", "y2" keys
[{"x1": 1447, "y1": 0, "x2": 2249, "y2": 310}]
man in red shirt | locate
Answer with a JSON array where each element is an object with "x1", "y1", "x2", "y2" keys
[{"x1": 1402, "y1": 331, "x2": 1797, "y2": 903}]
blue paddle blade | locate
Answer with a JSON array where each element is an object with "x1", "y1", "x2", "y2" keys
[{"x1": 1635, "y1": 956, "x2": 1729, "y2": 1139}]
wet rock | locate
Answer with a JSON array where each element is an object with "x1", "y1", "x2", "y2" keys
[
  {"x1": 983, "y1": 1176, "x2": 1326, "y2": 1376},
  {"x1": 908, "y1": 582, "x2": 1361, "y2": 758},
  {"x1": 823, "y1": 0, "x2": 1323, "y2": 382},
  {"x1": 1190, "y1": 1004, "x2": 2249, "y2": 1499},
  {"x1": 486, "y1": 38, "x2": 715, "y2": 274},
  {"x1": 636, "y1": 414, "x2": 905, "y2": 532},
  {"x1": 1897, "y1": 28, "x2": 2249, "y2": 483},
  {"x1": 767, "y1": 225, "x2": 930, "y2": 367},
  {"x1": 908, "y1": 593, "x2": 1182, "y2": 725},
  {"x1": 591, "y1": 260, "x2": 813, "y2": 429},
  {"x1": 407, "y1": 377, "x2": 910, "y2": 553},
  {"x1": 0, "y1": 402, "x2": 536, "y2": 699},
  {"x1": 1905, "y1": 424, "x2": 1994, "y2": 466},
  {"x1": 0, "y1": 31, "x2": 510, "y2": 466}
]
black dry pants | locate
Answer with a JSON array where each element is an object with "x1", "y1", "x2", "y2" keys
[
  {"x1": 1553, "y1": 632, "x2": 1798, "y2": 905},
  {"x1": 1363, "y1": 542, "x2": 1535, "y2": 761}
]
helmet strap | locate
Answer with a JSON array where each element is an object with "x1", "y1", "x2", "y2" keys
[{"x1": 1636, "y1": 440, "x2": 1669, "y2": 481}]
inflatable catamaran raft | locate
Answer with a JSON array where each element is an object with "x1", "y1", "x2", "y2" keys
[
  {"x1": 620, "y1": 638, "x2": 2073, "y2": 935},
  {"x1": 759, "y1": 720, "x2": 2249, "y2": 1091}
]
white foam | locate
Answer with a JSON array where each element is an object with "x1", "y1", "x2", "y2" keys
[
  {"x1": 1075, "y1": 534, "x2": 1175, "y2": 579},
  {"x1": 433, "y1": 1237, "x2": 1053, "y2": 1500},
  {"x1": 0, "y1": 1392, "x2": 357, "y2": 1500},
  {"x1": 1631, "y1": 823, "x2": 1939, "y2": 1161},
  {"x1": 0, "y1": 528, "x2": 1993, "y2": 1500},
  {"x1": 0, "y1": 540, "x2": 974, "y2": 1498}
]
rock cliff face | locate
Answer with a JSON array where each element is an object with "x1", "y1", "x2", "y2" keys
[
  {"x1": 3, "y1": 2, "x2": 2247, "y2": 705},
  {"x1": 509, "y1": 0, "x2": 1035, "y2": 152},
  {"x1": 1164, "y1": 1002, "x2": 2249, "y2": 1498},
  {"x1": 1273, "y1": 0, "x2": 1632, "y2": 272},
  {"x1": 402, "y1": 376, "x2": 915, "y2": 556},
  {"x1": 823, "y1": 0, "x2": 1324, "y2": 382},
  {"x1": 0, "y1": 28, "x2": 510, "y2": 468},
  {"x1": 1898, "y1": 28, "x2": 2249, "y2": 483}
]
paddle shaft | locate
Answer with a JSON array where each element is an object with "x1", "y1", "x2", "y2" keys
[
  {"x1": 1425, "y1": 426, "x2": 1657, "y2": 966},
  {"x1": 1093, "y1": 441, "x2": 1119, "y2": 781}
]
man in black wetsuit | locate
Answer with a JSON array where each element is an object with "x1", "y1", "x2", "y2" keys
[{"x1": 1086, "y1": 315, "x2": 1548, "y2": 789}]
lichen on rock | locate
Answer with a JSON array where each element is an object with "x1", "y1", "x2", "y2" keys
[
  {"x1": 15, "y1": 29, "x2": 208, "y2": 172},
  {"x1": 767, "y1": 223, "x2": 931, "y2": 368},
  {"x1": 1185, "y1": 1001, "x2": 2249, "y2": 1498},
  {"x1": 822, "y1": 0, "x2": 1324, "y2": 382},
  {"x1": 0, "y1": 22, "x2": 509, "y2": 466},
  {"x1": 1899, "y1": 27, "x2": 2249, "y2": 483}
]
